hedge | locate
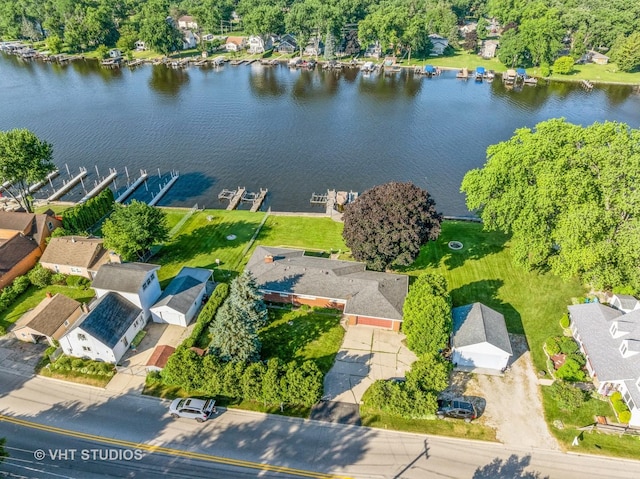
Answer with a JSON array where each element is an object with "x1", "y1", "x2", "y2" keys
[
  {"x1": 0, "y1": 275, "x2": 31, "y2": 313},
  {"x1": 183, "y1": 282, "x2": 229, "y2": 348},
  {"x1": 62, "y1": 188, "x2": 114, "y2": 233}
]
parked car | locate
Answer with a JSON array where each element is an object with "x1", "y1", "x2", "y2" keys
[
  {"x1": 437, "y1": 399, "x2": 477, "y2": 422},
  {"x1": 169, "y1": 398, "x2": 217, "y2": 422}
]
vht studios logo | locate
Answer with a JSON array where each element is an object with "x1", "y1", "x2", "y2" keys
[{"x1": 34, "y1": 448, "x2": 144, "y2": 461}]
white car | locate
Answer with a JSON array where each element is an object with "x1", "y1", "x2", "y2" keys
[{"x1": 169, "y1": 398, "x2": 216, "y2": 422}]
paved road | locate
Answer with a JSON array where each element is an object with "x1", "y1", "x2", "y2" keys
[{"x1": 2, "y1": 371, "x2": 640, "y2": 479}]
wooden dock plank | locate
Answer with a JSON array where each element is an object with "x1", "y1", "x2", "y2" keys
[{"x1": 226, "y1": 187, "x2": 246, "y2": 210}]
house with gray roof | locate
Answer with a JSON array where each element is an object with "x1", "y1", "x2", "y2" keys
[
  {"x1": 91, "y1": 262, "x2": 161, "y2": 319},
  {"x1": 245, "y1": 246, "x2": 408, "y2": 330},
  {"x1": 60, "y1": 292, "x2": 145, "y2": 364},
  {"x1": 610, "y1": 294, "x2": 640, "y2": 314},
  {"x1": 151, "y1": 267, "x2": 213, "y2": 327},
  {"x1": 451, "y1": 303, "x2": 513, "y2": 371},
  {"x1": 569, "y1": 303, "x2": 640, "y2": 426}
]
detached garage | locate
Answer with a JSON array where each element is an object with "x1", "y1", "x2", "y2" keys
[
  {"x1": 451, "y1": 303, "x2": 512, "y2": 371},
  {"x1": 150, "y1": 267, "x2": 212, "y2": 327}
]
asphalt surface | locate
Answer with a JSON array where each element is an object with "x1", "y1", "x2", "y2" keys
[{"x1": 2, "y1": 370, "x2": 640, "y2": 478}]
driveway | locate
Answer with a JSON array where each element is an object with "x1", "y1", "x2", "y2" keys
[
  {"x1": 446, "y1": 334, "x2": 559, "y2": 450},
  {"x1": 0, "y1": 335, "x2": 47, "y2": 377},
  {"x1": 322, "y1": 326, "x2": 417, "y2": 405}
]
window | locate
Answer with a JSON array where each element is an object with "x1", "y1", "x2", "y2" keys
[
  {"x1": 279, "y1": 293, "x2": 289, "y2": 298},
  {"x1": 77, "y1": 333, "x2": 87, "y2": 341},
  {"x1": 122, "y1": 337, "x2": 129, "y2": 347},
  {"x1": 47, "y1": 221, "x2": 54, "y2": 231},
  {"x1": 82, "y1": 346, "x2": 91, "y2": 352},
  {"x1": 621, "y1": 343, "x2": 628, "y2": 356},
  {"x1": 70, "y1": 267, "x2": 81, "y2": 273},
  {"x1": 610, "y1": 323, "x2": 618, "y2": 337},
  {"x1": 63, "y1": 320, "x2": 69, "y2": 327}
]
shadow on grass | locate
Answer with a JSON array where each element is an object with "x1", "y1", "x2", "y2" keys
[
  {"x1": 473, "y1": 455, "x2": 548, "y2": 479},
  {"x1": 450, "y1": 279, "x2": 524, "y2": 334}
]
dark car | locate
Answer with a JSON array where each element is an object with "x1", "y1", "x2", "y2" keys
[{"x1": 437, "y1": 399, "x2": 477, "y2": 422}]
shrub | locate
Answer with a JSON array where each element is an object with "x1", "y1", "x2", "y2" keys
[
  {"x1": 183, "y1": 282, "x2": 229, "y2": 348},
  {"x1": 560, "y1": 314, "x2": 570, "y2": 329},
  {"x1": 558, "y1": 337, "x2": 579, "y2": 355},
  {"x1": 0, "y1": 275, "x2": 31, "y2": 313},
  {"x1": 66, "y1": 275, "x2": 90, "y2": 288},
  {"x1": 611, "y1": 391, "x2": 623, "y2": 402},
  {"x1": 548, "y1": 381, "x2": 585, "y2": 411},
  {"x1": 553, "y1": 56, "x2": 575, "y2": 75},
  {"x1": 546, "y1": 358, "x2": 555, "y2": 375},
  {"x1": 539, "y1": 63, "x2": 550, "y2": 77},
  {"x1": 555, "y1": 358, "x2": 586, "y2": 381},
  {"x1": 28, "y1": 264, "x2": 53, "y2": 288},
  {"x1": 51, "y1": 273, "x2": 67, "y2": 285},
  {"x1": 62, "y1": 188, "x2": 114, "y2": 233},
  {"x1": 619, "y1": 410, "x2": 632, "y2": 424},
  {"x1": 545, "y1": 337, "x2": 560, "y2": 355}
]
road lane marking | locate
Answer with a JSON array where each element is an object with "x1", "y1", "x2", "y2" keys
[{"x1": 0, "y1": 414, "x2": 352, "y2": 479}]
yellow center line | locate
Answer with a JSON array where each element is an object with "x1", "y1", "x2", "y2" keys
[{"x1": 0, "y1": 414, "x2": 352, "y2": 479}]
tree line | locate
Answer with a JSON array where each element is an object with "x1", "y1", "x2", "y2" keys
[{"x1": 2, "y1": 1, "x2": 638, "y2": 70}]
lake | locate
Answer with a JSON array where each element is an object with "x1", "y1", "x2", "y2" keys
[{"x1": 1, "y1": 55, "x2": 639, "y2": 215}]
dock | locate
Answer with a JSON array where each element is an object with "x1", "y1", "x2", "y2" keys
[
  {"x1": 148, "y1": 170, "x2": 179, "y2": 207},
  {"x1": 115, "y1": 170, "x2": 148, "y2": 203},
  {"x1": 310, "y1": 189, "x2": 359, "y2": 216},
  {"x1": 47, "y1": 167, "x2": 88, "y2": 201},
  {"x1": 17, "y1": 170, "x2": 60, "y2": 199},
  {"x1": 78, "y1": 168, "x2": 117, "y2": 204},
  {"x1": 218, "y1": 187, "x2": 246, "y2": 210},
  {"x1": 127, "y1": 59, "x2": 144, "y2": 67},
  {"x1": 581, "y1": 79, "x2": 594, "y2": 90},
  {"x1": 244, "y1": 188, "x2": 268, "y2": 212}
]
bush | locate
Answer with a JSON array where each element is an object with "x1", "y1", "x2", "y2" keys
[
  {"x1": 619, "y1": 410, "x2": 632, "y2": 424},
  {"x1": 553, "y1": 55, "x2": 575, "y2": 75},
  {"x1": 28, "y1": 264, "x2": 53, "y2": 288},
  {"x1": 555, "y1": 358, "x2": 586, "y2": 381},
  {"x1": 560, "y1": 314, "x2": 570, "y2": 329},
  {"x1": 546, "y1": 358, "x2": 555, "y2": 375},
  {"x1": 183, "y1": 282, "x2": 229, "y2": 348},
  {"x1": 558, "y1": 337, "x2": 579, "y2": 355},
  {"x1": 548, "y1": 381, "x2": 585, "y2": 411},
  {"x1": 62, "y1": 188, "x2": 114, "y2": 233},
  {"x1": 51, "y1": 273, "x2": 67, "y2": 285},
  {"x1": 545, "y1": 337, "x2": 560, "y2": 355},
  {"x1": 66, "y1": 275, "x2": 90, "y2": 288},
  {"x1": 539, "y1": 63, "x2": 550, "y2": 77},
  {"x1": 0, "y1": 275, "x2": 31, "y2": 313}
]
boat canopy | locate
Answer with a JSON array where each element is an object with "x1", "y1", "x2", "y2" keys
[
  {"x1": 424, "y1": 64, "x2": 435, "y2": 73},
  {"x1": 476, "y1": 66, "x2": 486, "y2": 74},
  {"x1": 516, "y1": 68, "x2": 527, "y2": 76}
]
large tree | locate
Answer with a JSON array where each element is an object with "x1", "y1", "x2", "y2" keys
[
  {"x1": 226, "y1": 271, "x2": 268, "y2": 331},
  {"x1": 139, "y1": 0, "x2": 182, "y2": 55},
  {"x1": 342, "y1": 182, "x2": 441, "y2": 271},
  {"x1": 402, "y1": 273, "x2": 452, "y2": 355},
  {"x1": 102, "y1": 200, "x2": 169, "y2": 261},
  {"x1": 461, "y1": 119, "x2": 640, "y2": 292},
  {"x1": 0, "y1": 129, "x2": 55, "y2": 213}
]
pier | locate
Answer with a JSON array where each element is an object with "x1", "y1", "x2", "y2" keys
[
  {"x1": 148, "y1": 170, "x2": 179, "y2": 206},
  {"x1": 115, "y1": 169, "x2": 148, "y2": 203},
  {"x1": 218, "y1": 187, "x2": 246, "y2": 210},
  {"x1": 16, "y1": 170, "x2": 60, "y2": 200},
  {"x1": 310, "y1": 189, "x2": 359, "y2": 216},
  {"x1": 79, "y1": 168, "x2": 117, "y2": 204},
  {"x1": 47, "y1": 167, "x2": 88, "y2": 201},
  {"x1": 581, "y1": 79, "x2": 594, "y2": 90},
  {"x1": 240, "y1": 188, "x2": 268, "y2": 212}
]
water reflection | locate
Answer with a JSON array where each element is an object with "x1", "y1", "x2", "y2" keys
[
  {"x1": 357, "y1": 70, "x2": 422, "y2": 99},
  {"x1": 291, "y1": 69, "x2": 340, "y2": 100},
  {"x1": 149, "y1": 65, "x2": 190, "y2": 97},
  {"x1": 71, "y1": 59, "x2": 123, "y2": 82},
  {"x1": 248, "y1": 65, "x2": 286, "y2": 97}
]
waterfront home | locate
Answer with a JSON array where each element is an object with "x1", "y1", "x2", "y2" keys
[
  {"x1": 248, "y1": 35, "x2": 273, "y2": 54},
  {"x1": 364, "y1": 42, "x2": 382, "y2": 59},
  {"x1": 568, "y1": 302, "x2": 640, "y2": 426},
  {"x1": 277, "y1": 34, "x2": 297, "y2": 54},
  {"x1": 150, "y1": 267, "x2": 213, "y2": 327},
  {"x1": 428, "y1": 34, "x2": 449, "y2": 56},
  {"x1": 178, "y1": 15, "x2": 198, "y2": 30},
  {"x1": 304, "y1": 37, "x2": 324, "y2": 57},
  {"x1": 13, "y1": 293, "x2": 83, "y2": 346},
  {"x1": 245, "y1": 246, "x2": 408, "y2": 331},
  {"x1": 451, "y1": 303, "x2": 513, "y2": 371},
  {"x1": 182, "y1": 30, "x2": 198, "y2": 50},
  {"x1": 108, "y1": 49, "x2": 121, "y2": 59},
  {"x1": 480, "y1": 40, "x2": 498, "y2": 59},
  {"x1": 60, "y1": 292, "x2": 146, "y2": 364},
  {"x1": 586, "y1": 50, "x2": 609, "y2": 65},
  {"x1": 91, "y1": 262, "x2": 161, "y2": 320},
  {"x1": 134, "y1": 40, "x2": 146, "y2": 51},
  {"x1": 39, "y1": 236, "x2": 118, "y2": 279},
  {"x1": 609, "y1": 294, "x2": 640, "y2": 314},
  {"x1": 225, "y1": 36, "x2": 247, "y2": 52},
  {"x1": 0, "y1": 210, "x2": 60, "y2": 289}
]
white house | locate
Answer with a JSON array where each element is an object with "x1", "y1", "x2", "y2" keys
[
  {"x1": 569, "y1": 302, "x2": 640, "y2": 426},
  {"x1": 248, "y1": 35, "x2": 273, "y2": 54},
  {"x1": 451, "y1": 303, "x2": 513, "y2": 371},
  {"x1": 91, "y1": 263, "x2": 161, "y2": 320},
  {"x1": 304, "y1": 37, "x2": 323, "y2": 56},
  {"x1": 59, "y1": 292, "x2": 146, "y2": 364},
  {"x1": 178, "y1": 15, "x2": 198, "y2": 30},
  {"x1": 108, "y1": 49, "x2": 122, "y2": 59},
  {"x1": 134, "y1": 40, "x2": 146, "y2": 51},
  {"x1": 225, "y1": 36, "x2": 247, "y2": 52},
  {"x1": 364, "y1": 42, "x2": 382, "y2": 59},
  {"x1": 610, "y1": 294, "x2": 640, "y2": 314},
  {"x1": 183, "y1": 30, "x2": 198, "y2": 50},
  {"x1": 150, "y1": 267, "x2": 213, "y2": 327},
  {"x1": 428, "y1": 34, "x2": 449, "y2": 56}
]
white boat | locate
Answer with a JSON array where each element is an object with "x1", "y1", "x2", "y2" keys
[{"x1": 361, "y1": 61, "x2": 375, "y2": 72}]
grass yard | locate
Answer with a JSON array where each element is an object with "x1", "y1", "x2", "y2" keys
[
  {"x1": 0, "y1": 284, "x2": 94, "y2": 330},
  {"x1": 260, "y1": 307, "x2": 345, "y2": 374},
  {"x1": 397, "y1": 221, "x2": 586, "y2": 373},
  {"x1": 541, "y1": 387, "x2": 640, "y2": 458},
  {"x1": 360, "y1": 405, "x2": 497, "y2": 442},
  {"x1": 153, "y1": 209, "x2": 267, "y2": 284}
]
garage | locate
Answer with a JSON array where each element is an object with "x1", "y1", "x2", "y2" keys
[{"x1": 350, "y1": 315, "x2": 395, "y2": 329}]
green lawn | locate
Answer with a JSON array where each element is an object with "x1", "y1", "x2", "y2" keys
[
  {"x1": 396, "y1": 221, "x2": 586, "y2": 373},
  {"x1": 360, "y1": 404, "x2": 497, "y2": 441},
  {"x1": 541, "y1": 387, "x2": 640, "y2": 458},
  {"x1": 256, "y1": 215, "x2": 347, "y2": 254},
  {"x1": 260, "y1": 308, "x2": 345, "y2": 374},
  {"x1": 0, "y1": 284, "x2": 94, "y2": 330}
]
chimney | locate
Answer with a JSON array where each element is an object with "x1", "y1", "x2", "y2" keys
[
  {"x1": 46, "y1": 292, "x2": 53, "y2": 299},
  {"x1": 264, "y1": 255, "x2": 274, "y2": 263}
]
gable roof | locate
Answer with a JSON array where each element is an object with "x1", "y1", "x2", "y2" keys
[
  {"x1": 452, "y1": 303, "x2": 513, "y2": 355},
  {"x1": 40, "y1": 236, "x2": 108, "y2": 270},
  {"x1": 91, "y1": 262, "x2": 160, "y2": 294},
  {"x1": 0, "y1": 234, "x2": 39, "y2": 277},
  {"x1": 245, "y1": 246, "x2": 408, "y2": 320},
  {"x1": 75, "y1": 292, "x2": 142, "y2": 348},
  {"x1": 0, "y1": 211, "x2": 34, "y2": 235},
  {"x1": 226, "y1": 36, "x2": 246, "y2": 46},
  {"x1": 15, "y1": 294, "x2": 81, "y2": 338},
  {"x1": 612, "y1": 294, "x2": 640, "y2": 313},
  {"x1": 152, "y1": 274, "x2": 206, "y2": 314},
  {"x1": 568, "y1": 303, "x2": 640, "y2": 382},
  {"x1": 33, "y1": 212, "x2": 60, "y2": 245}
]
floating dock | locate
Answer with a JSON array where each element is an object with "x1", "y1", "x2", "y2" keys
[
  {"x1": 47, "y1": 168, "x2": 87, "y2": 201},
  {"x1": 148, "y1": 170, "x2": 179, "y2": 206},
  {"x1": 16, "y1": 170, "x2": 60, "y2": 200},
  {"x1": 116, "y1": 170, "x2": 148, "y2": 203},
  {"x1": 310, "y1": 189, "x2": 358, "y2": 216},
  {"x1": 78, "y1": 168, "x2": 117, "y2": 204},
  {"x1": 218, "y1": 187, "x2": 246, "y2": 210}
]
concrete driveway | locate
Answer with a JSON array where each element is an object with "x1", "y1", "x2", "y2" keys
[
  {"x1": 322, "y1": 326, "x2": 417, "y2": 404},
  {"x1": 0, "y1": 335, "x2": 47, "y2": 377}
]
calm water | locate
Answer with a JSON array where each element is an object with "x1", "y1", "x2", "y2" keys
[{"x1": 1, "y1": 55, "x2": 639, "y2": 215}]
